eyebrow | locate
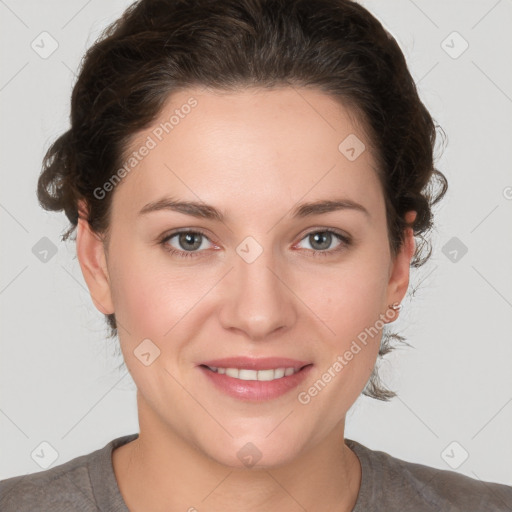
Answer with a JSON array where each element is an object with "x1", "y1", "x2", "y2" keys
[{"x1": 138, "y1": 197, "x2": 370, "y2": 221}]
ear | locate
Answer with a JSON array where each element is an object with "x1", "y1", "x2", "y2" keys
[
  {"x1": 384, "y1": 210, "x2": 417, "y2": 321},
  {"x1": 76, "y1": 200, "x2": 115, "y2": 315}
]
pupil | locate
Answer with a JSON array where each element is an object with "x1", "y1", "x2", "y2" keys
[
  {"x1": 180, "y1": 232, "x2": 201, "y2": 250},
  {"x1": 311, "y1": 232, "x2": 331, "y2": 250}
]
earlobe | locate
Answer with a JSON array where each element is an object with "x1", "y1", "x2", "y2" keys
[{"x1": 75, "y1": 205, "x2": 115, "y2": 315}]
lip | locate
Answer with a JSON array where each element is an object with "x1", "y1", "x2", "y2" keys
[
  {"x1": 198, "y1": 358, "x2": 313, "y2": 401},
  {"x1": 199, "y1": 357, "x2": 310, "y2": 371}
]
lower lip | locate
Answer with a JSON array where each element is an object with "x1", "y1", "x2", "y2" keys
[{"x1": 199, "y1": 365, "x2": 313, "y2": 401}]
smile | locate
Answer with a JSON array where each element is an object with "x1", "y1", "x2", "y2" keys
[{"x1": 198, "y1": 362, "x2": 313, "y2": 401}]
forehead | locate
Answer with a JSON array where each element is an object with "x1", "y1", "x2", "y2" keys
[{"x1": 112, "y1": 86, "x2": 384, "y2": 224}]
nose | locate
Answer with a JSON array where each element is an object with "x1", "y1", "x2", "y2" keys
[{"x1": 218, "y1": 246, "x2": 297, "y2": 341}]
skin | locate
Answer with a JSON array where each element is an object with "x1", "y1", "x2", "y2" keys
[{"x1": 77, "y1": 86, "x2": 416, "y2": 512}]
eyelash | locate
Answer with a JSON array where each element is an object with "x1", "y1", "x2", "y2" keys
[{"x1": 159, "y1": 228, "x2": 352, "y2": 259}]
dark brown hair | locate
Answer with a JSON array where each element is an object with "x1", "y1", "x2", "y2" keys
[{"x1": 37, "y1": 0, "x2": 447, "y2": 400}]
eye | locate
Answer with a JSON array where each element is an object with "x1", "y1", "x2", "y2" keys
[
  {"x1": 159, "y1": 228, "x2": 351, "y2": 259},
  {"x1": 295, "y1": 229, "x2": 351, "y2": 257},
  {"x1": 160, "y1": 230, "x2": 215, "y2": 258}
]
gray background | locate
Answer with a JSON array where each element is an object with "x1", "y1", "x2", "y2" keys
[{"x1": 1, "y1": 0, "x2": 511, "y2": 487}]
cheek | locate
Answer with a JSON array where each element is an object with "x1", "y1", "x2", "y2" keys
[
  {"x1": 295, "y1": 267, "x2": 387, "y2": 416},
  {"x1": 302, "y1": 253, "x2": 390, "y2": 343},
  {"x1": 108, "y1": 262, "x2": 162, "y2": 336},
  {"x1": 107, "y1": 239, "x2": 192, "y2": 337}
]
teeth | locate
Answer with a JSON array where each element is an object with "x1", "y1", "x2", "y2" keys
[
  {"x1": 207, "y1": 366, "x2": 300, "y2": 381},
  {"x1": 257, "y1": 369, "x2": 275, "y2": 381},
  {"x1": 238, "y1": 369, "x2": 258, "y2": 380},
  {"x1": 274, "y1": 368, "x2": 285, "y2": 379}
]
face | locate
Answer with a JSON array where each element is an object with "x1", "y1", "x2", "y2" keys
[{"x1": 78, "y1": 86, "x2": 414, "y2": 468}]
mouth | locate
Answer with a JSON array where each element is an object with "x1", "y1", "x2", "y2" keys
[{"x1": 198, "y1": 358, "x2": 314, "y2": 401}]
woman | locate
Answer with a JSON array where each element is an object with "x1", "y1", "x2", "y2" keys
[{"x1": 1, "y1": 0, "x2": 511, "y2": 510}]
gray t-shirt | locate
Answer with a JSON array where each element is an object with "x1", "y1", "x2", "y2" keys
[{"x1": 1, "y1": 433, "x2": 511, "y2": 511}]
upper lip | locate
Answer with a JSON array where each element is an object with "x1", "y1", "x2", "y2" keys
[{"x1": 199, "y1": 357, "x2": 311, "y2": 371}]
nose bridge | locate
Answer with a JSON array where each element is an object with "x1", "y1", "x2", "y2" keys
[{"x1": 218, "y1": 237, "x2": 296, "y2": 340}]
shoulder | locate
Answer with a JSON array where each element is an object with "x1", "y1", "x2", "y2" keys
[
  {"x1": 0, "y1": 449, "x2": 97, "y2": 512},
  {"x1": 346, "y1": 439, "x2": 512, "y2": 512},
  {"x1": 0, "y1": 434, "x2": 137, "y2": 512}
]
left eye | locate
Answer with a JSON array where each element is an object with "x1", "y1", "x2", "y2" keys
[{"x1": 295, "y1": 230, "x2": 349, "y2": 255}]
